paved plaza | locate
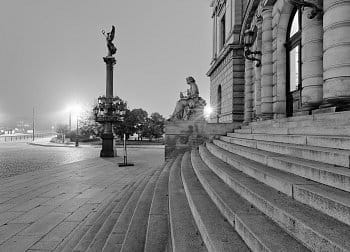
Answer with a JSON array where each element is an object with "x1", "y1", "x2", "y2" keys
[{"x1": 0, "y1": 143, "x2": 164, "y2": 251}]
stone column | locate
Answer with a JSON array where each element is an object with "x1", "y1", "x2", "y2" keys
[
  {"x1": 100, "y1": 56, "x2": 116, "y2": 157},
  {"x1": 301, "y1": 0, "x2": 323, "y2": 112},
  {"x1": 322, "y1": 0, "x2": 350, "y2": 109},
  {"x1": 261, "y1": 7, "x2": 274, "y2": 119},
  {"x1": 244, "y1": 60, "x2": 254, "y2": 124},
  {"x1": 254, "y1": 18, "x2": 263, "y2": 119}
]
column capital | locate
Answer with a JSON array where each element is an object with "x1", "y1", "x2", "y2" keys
[{"x1": 103, "y1": 56, "x2": 116, "y2": 65}]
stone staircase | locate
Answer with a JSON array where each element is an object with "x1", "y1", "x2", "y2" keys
[{"x1": 54, "y1": 111, "x2": 350, "y2": 251}]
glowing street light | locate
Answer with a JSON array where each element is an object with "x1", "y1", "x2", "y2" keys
[{"x1": 65, "y1": 104, "x2": 82, "y2": 147}]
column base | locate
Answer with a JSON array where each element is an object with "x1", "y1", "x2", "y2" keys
[
  {"x1": 320, "y1": 98, "x2": 350, "y2": 112},
  {"x1": 100, "y1": 133, "x2": 115, "y2": 157},
  {"x1": 261, "y1": 113, "x2": 273, "y2": 120}
]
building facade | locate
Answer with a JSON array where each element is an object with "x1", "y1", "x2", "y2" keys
[{"x1": 208, "y1": 0, "x2": 350, "y2": 123}]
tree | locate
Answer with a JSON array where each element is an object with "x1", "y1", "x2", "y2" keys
[
  {"x1": 56, "y1": 124, "x2": 69, "y2": 142},
  {"x1": 79, "y1": 110, "x2": 103, "y2": 137},
  {"x1": 143, "y1": 112, "x2": 165, "y2": 141},
  {"x1": 124, "y1": 108, "x2": 148, "y2": 140}
]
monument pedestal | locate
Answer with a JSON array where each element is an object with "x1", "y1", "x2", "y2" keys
[
  {"x1": 100, "y1": 133, "x2": 115, "y2": 157},
  {"x1": 164, "y1": 120, "x2": 241, "y2": 160}
]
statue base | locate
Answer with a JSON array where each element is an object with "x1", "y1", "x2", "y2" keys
[
  {"x1": 164, "y1": 120, "x2": 241, "y2": 160},
  {"x1": 100, "y1": 133, "x2": 115, "y2": 157}
]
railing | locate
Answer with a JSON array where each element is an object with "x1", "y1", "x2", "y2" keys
[{"x1": 0, "y1": 133, "x2": 55, "y2": 143}]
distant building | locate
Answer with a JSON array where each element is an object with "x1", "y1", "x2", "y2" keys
[{"x1": 208, "y1": 0, "x2": 349, "y2": 122}]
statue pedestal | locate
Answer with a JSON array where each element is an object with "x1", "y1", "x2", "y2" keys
[
  {"x1": 164, "y1": 120, "x2": 241, "y2": 160},
  {"x1": 100, "y1": 133, "x2": 115, "y2": 157}
]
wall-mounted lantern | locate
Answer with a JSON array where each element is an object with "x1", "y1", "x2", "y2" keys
[
  {"x1": 289, "y1": 0, "x2": 323, "y2": 19},
  {"x1": 243, "y1": 29, "x2": 261, "y2": 67}
]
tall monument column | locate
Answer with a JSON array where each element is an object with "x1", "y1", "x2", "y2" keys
[
  {"x1": 100, "y1": 56, "x2": 116, "y2": 157},
  {"x1": 261, "y1": 7, "x2": 274, "y2": 119},
  {"x1": 99, "y1": 26, "x2": 118, "y2": 157},
  {"x1": 322, "y1": 0, "x2": 350, "y2": 109}
]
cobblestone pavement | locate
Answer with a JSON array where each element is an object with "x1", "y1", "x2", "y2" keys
[
  {"x1": 0, "y1": 146, "x2": 164, "y2": 251},
  {"x1": 0, "y1": 140, "x2": 164, "y2": 178}
]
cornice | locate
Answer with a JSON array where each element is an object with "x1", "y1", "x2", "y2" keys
[
  {"x1": 239, "y1": 0, "x2": 262, "y2": 44},
  {"x1": 206, "y1": 44, "x2": 244, "y2": 76}
]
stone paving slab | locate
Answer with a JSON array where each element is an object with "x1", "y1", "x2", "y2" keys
[{"x1": 0, "y1": 147, "x2": 164, "y2": 251}]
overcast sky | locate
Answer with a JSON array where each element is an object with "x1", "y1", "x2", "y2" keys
[{"x1": 0, "y1": 0, "x2": 212, "y2": 129}]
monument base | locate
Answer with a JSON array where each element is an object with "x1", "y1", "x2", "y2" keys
[
  {"x1": 164, "y1": 120, "x2": 241, "y2": 160},
  {"x1": 100, "y1": 133, "x2": 115, "y2": 157}
]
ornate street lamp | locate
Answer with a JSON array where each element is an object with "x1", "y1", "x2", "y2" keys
[
  {"x1": 243, "y1": 29, "x2": 261, "y2": 67},
  {"x1": 289, "y1": 0, "x2": 323, "y2": 19}
]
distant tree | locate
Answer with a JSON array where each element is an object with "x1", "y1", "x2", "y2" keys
[
  {"x1": 56, "y1": 124, "x2": 69, "y2": 142},
  {"x1": 79, "y1": 110, "x2": 103, "y2": 137},
  {"x1": 143, "y1": 112, "x2": 165, "y2": 141},
  {"x1": 111, "y1": 97, "x2": 130, "y2": 139},
  {"x1": 130, "y1": 108, "x2": 148, "y2": 140}
]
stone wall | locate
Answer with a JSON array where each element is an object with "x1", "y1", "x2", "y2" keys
[
  {"x1": 164, "y1": 120, "x2": 240, "y2": 160},
  {"x1": 208, "y1": 45, "x2": 245, "y2": 123}
]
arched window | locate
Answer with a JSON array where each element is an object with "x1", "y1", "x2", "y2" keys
[
  {"x1": 286, "y1": 8, "x2": 302, "y2": 115},
  {"x1": 217, "y1": 85, "x2": 222, "y2": 115},
  {"x1": 286, "y1": 8, "x2": 301, "y2": 93}
]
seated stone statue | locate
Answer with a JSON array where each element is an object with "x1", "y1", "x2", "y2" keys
[{"x1": 170, "y1": 77, "x2": 206, "y2": 121}]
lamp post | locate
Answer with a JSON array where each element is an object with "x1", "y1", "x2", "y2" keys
[{"x1": 75, "y1": 116, "x2": 79, "y2": 147}]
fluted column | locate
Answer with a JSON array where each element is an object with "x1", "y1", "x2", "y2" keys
[
  {"x1": 244, "y1": 60, "x2": 254, "y2": 124},
  {"x1": 261, "y1": 7, "x2": 274, "y2": 119},
  {"x1": 302, "y1": 0, "x2": 323, "y2": 112},
  {"x1": 254, "y1": 18, "x2": 263, "y2": 119},
  {"x1": 323, "y1": 0, "x2": 350, "y2": 109}
]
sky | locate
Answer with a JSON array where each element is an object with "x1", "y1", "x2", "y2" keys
[{"x1": 0, "y1": 0, "x2": 212, "y2": 129}]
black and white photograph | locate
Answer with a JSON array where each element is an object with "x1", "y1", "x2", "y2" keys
[{"x1": 0, "y1": 0, "x2": 349, "y2": 251}]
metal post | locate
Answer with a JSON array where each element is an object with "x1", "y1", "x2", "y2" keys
[
  {"x1": 75, "y1": 116, "x2": 79, "y2": 147},
  {"x1": 32, "y1": 107, "x2": 35, "y2": 141}
]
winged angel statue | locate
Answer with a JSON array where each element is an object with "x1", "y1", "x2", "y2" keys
[{"x1": 102, "y1": 26, "x2": 117, "y2": 56}]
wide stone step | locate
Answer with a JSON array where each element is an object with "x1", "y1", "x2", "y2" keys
[
  {"x1": 120, "y1": 166, "x2": 162, "y2": 252},
  {"x1": 168, "y1": 155, "x2": 207, "y2": 252},
  {"x1": 54, "y1": 182, "x2": 135, "y2": 252},
  {"x1": 244, "y1": 111, "x2": 350, "y2": 130},
  {"x1": 72, "y1": 173, "x2": 152, "y2": 252},
  {"x1": 201, "y1": 144, "x2": 350, "y2": 251},
  {"x1": 228, "y1": 132, "x2": 350, "y2": 151},
  {"x1": 238, "y1": 125, "x2": 350, "y2": 136},
  {"x1": 144, "y1": 159, "x2": 173, "y2": 252},
  {"x1": 101, "y1": 171, "x2": 155, "y2": 252},
  {"x1": 220, "y1": 135, "x2": 350, "y2": 167},
  {"x1": 210, "y1": 141, "x2": 315, "y2": 197},
  {"x1": 191, "y1": 148, "x2": 308, "y2": 252},
  {"x1": 85, "y1": 168, "x2": 160, "y2": 252},
  {"x1": 218, "y1": 137, "x2": 350, "y2": 193},
  {"x1": 181, "y1": 152, "x2": 250, "y2": 252},
  {"x1": 208, "y1": 141, "x2": 350, "y2": 226}
]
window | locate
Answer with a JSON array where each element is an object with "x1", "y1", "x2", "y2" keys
[
  {"x1": 220, "y1": 14, "x2": 226, "y2": 50},
  {"x1": 286, "y1": 9, "x2": 301, "y2": 92},
  {"x1": 217, "y1": 85, "x2": 222, "y2": 115}
]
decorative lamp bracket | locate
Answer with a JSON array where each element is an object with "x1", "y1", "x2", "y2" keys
[
  {"x1": 289, "y1": 0, "x2": 323, "y2": 19},
  {"x1": 243, "y1": 29, "x2": 262, "y2": 67}
]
